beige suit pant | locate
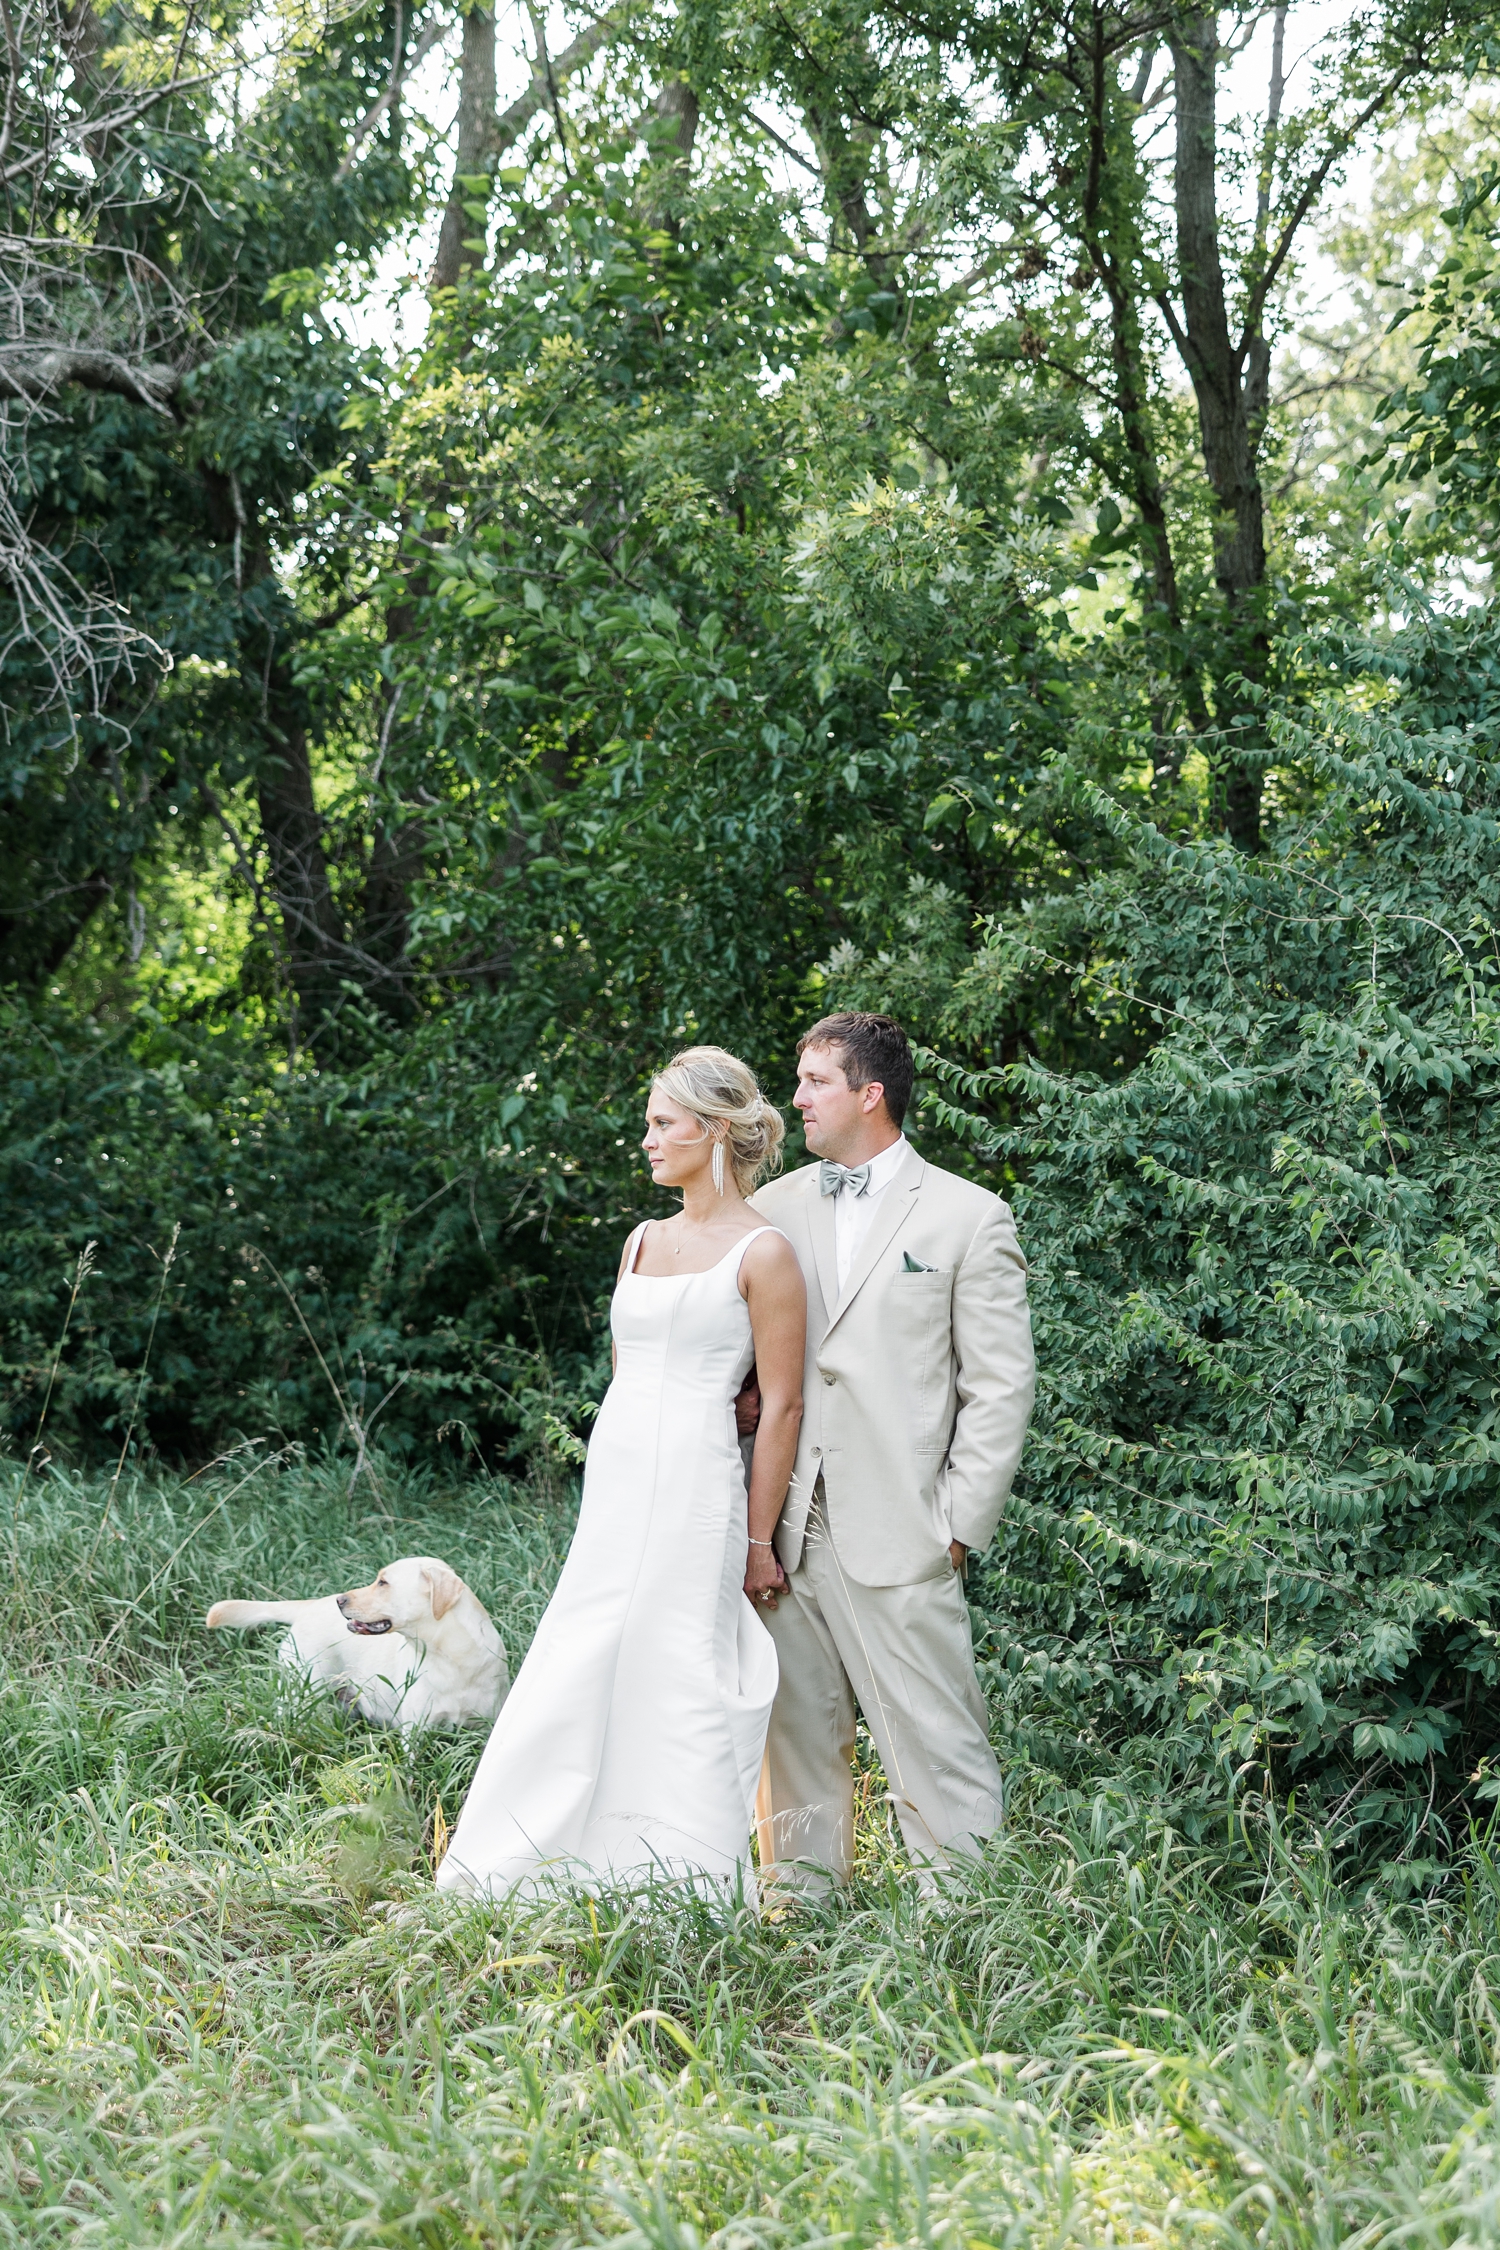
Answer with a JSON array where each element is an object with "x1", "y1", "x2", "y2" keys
[{"x1": 756, "y1": 1504, "x2": 1003, "y2": 1889}]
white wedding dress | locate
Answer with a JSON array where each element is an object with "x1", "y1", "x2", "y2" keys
[{"x1": 435, "y1": 1224, "x2": 782, "y2": 1897}]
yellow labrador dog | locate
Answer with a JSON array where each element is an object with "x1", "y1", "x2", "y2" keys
[{"x1": 207, "y1": 1557, "x2": 508, "y2": 1732}]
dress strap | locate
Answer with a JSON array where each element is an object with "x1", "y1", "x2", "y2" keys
[
  {"x1": 624, "y1": 1221, "x2": 651, "y2": 1277},
  {"x1": 732, "y1": 1224, "x2": 784, "y2": 1280}
]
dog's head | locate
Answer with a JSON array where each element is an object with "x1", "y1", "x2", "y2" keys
[{"x1": 336, "y1": 1557, "x2": 467, "y2": 1644}]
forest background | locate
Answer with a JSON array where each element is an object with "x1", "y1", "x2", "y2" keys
[{"x1": 12, "y1": 0, "x2": 1500, "y2": 1872}]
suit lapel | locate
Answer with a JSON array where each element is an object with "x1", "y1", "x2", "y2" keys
[
  {"x1": 806, "y1": 1167, "x2": 839, "y2": 1330},
  {"x1": 822, "y1": 1148, "x2": 925, "y2": 1338}
]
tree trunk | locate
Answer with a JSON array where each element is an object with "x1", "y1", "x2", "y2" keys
[
  {"x1": 430, "y1": 4, "x2": 498, "y2": 293},
  {"x1": 644, "y1": 77, "x2": 699, "y2": 236},
  {"x1": 361, "y1": 816, "x2": 424, "y2": 1007},
  {"x1": 803, "y1": 31, "x2": 892, "y2": 288},
  {"x1": 1169, "y1": 9, "x2": 1267, "y2": 850},
  {"x1": 428, "y1": 12, "x2": 624, "y2": 297},
  {"x1": 1104, "y1": 286, "x2": 1186, "y2": 646},
  {"x1": 805, "y1": 108, "x2": 890, "y2": 284},
  {"x1": 1076, "y1": 19, "x2": 1204, "y2": 787},
  {"x1": 654, "y1": 77, "x2": 699, "y2": 159},
  {"x1": 256, "y1": 653, "x2": 348, "y2": 1047},
  {"x1": 361, "y1": 606, "x2": 425, "y2": 1021},
  {"x1": 196, "y1": 466, "x2": 347, "y2": 1046}
]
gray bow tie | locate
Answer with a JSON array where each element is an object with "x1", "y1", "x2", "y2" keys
[{"x1": 820, "y1": 1160, "x2": 872, "y2": 1198}]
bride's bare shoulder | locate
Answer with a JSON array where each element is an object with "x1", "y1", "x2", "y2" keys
[{"x1": 740, "y1": 1225, "x2": 804, "y2": 1287}]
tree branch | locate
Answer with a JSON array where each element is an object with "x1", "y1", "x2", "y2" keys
[
  {"x1": 1251, "y1": 3, "x2": 1288, "y2": 261},
  {"x1": 743, "y1": 105, "x2": 822, "y2": 177},
  {"x1": 495, "y1": 9, "x2": 621, "y2": 153},
  {"x1": 429, "y1": 8, "x2": 621, "y2": 291},
  {"x1": 0, "y1": 69, "x2": 220, "y2": 184},
  {"x1": 0, "y1": 347, "x2": 182, "y2": 414},
  {"x1": 1241, "y1": 46, "x2": 1430, "y2": 354},
  {"x1": 0, "y1": 0, "x2": 22, "y2": 169},
  {"x1": 336, "y1": 10, "x2": 446, "y2": 183},
  {"x1": 525, "y1": 0, "x2": 572, "y2": 177}
]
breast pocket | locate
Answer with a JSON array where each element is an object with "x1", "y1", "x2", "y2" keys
[
  {"x1": 887, "y1": 1269, "x2": 952, "y2": 1447},
  {"x1": 893, "y1": 1269, "x2": 951, "y2": 1306}
]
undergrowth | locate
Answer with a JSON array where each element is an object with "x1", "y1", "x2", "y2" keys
[{"x1": 1, "y1": 1457, "x2": 1498, "y2": 2246}]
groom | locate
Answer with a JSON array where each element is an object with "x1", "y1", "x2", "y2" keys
[{"x1": 745, "y1": 1012, "x2": 1035, "y2": 1887}]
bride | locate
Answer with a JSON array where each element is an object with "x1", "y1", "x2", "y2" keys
[{"x1": 436, "y1": 1046, "x2": 805, "y2": 1897}]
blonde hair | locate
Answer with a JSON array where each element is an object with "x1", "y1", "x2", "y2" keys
[{"x1": 652, "y1": 1046, "x2": 785, "y2": 1195}]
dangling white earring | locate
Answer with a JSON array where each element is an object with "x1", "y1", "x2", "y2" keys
[{"x1": 711, "y1": 1137, "x2": 726, "y2": 1195}]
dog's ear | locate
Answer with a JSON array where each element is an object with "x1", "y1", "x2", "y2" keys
[{"x1": 424, "y1": 1563, "x2": 463, "y2": 1620}]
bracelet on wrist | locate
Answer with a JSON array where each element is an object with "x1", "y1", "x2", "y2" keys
[{"x1": 748, "y1": 1537, "x2": 774, "y2": 1548}]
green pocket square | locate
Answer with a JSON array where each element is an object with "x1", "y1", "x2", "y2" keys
[{"x1": 902, "y1": 1252, "x2": 940, "y2": 1273}]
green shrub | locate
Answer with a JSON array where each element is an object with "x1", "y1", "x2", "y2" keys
[
  {"x1": 878, "y1": 619, "x2": 1500, "y2": 1860},
  {"x1": 0, "y1": 1001, "x2": 616, "y2": 1467}
]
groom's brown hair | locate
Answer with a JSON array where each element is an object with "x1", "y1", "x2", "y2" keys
[{"x1": 797, "y1": 1013, "x2": 914, "y2": 1127}]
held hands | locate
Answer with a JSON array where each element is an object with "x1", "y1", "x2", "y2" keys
[
  {"x1": 736, "y1": 1355, "x2": 786, "y2": 1607},
  {"x1": 740, "y1": 1362, "x2": 964, "y2": 1589},
  {"x1": 748, "y1": 1540, "x2": 955, "y2": 1610},
  {"x1": 744, "y1": 1538, "x2": 787, "y2": 1611},
  {"x1": 734, "y1": 1369, "x2": 761, "y2": 1438}
]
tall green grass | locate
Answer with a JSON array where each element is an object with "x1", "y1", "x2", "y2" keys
[{"x1": 1, "y1": 1457, "x2": 1498, "y2": 2246}]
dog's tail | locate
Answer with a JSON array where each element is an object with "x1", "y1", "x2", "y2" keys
[{"x1": 206, "y1": 1598, "x2": 317, "y2": 1629}]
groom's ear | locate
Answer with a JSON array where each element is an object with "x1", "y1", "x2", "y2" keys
[{"x1": 860, "y1": 1080, "x2": 888, "y2": 1116}]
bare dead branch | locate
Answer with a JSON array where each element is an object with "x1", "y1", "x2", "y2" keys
[
  {"x1": 0, "y1": 0, "x2": 22, "y2": 168},
  {"x1": 0, "y1": 347, "x2": 182, "y2": 413}
]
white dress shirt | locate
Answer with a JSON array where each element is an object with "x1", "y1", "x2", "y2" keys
[{"x1": 833, "y1": 1135, "x2": 910, "y2": 1296}]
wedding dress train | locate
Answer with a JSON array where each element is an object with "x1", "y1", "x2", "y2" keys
[{"x1": 435, "y1": 1224, "x2": 782, "y2": 1896}]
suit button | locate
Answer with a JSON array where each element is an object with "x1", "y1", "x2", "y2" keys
[{"x1": 822, "y1": 1372, "x2": 835, "y2": 1386}]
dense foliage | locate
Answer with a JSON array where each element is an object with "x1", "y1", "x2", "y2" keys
[{"x1": 0, "y1": 1001, "x2": 610, "y2": 1467}]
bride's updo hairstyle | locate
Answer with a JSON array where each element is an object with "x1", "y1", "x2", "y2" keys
[{"x1": 653, "y1": 1046, "x2": 785, "y2": 1195}]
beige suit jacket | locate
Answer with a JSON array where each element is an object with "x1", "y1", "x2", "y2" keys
[{"x1": 750, "y1": 1147, "x2": 1035, "y2": 1588}]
